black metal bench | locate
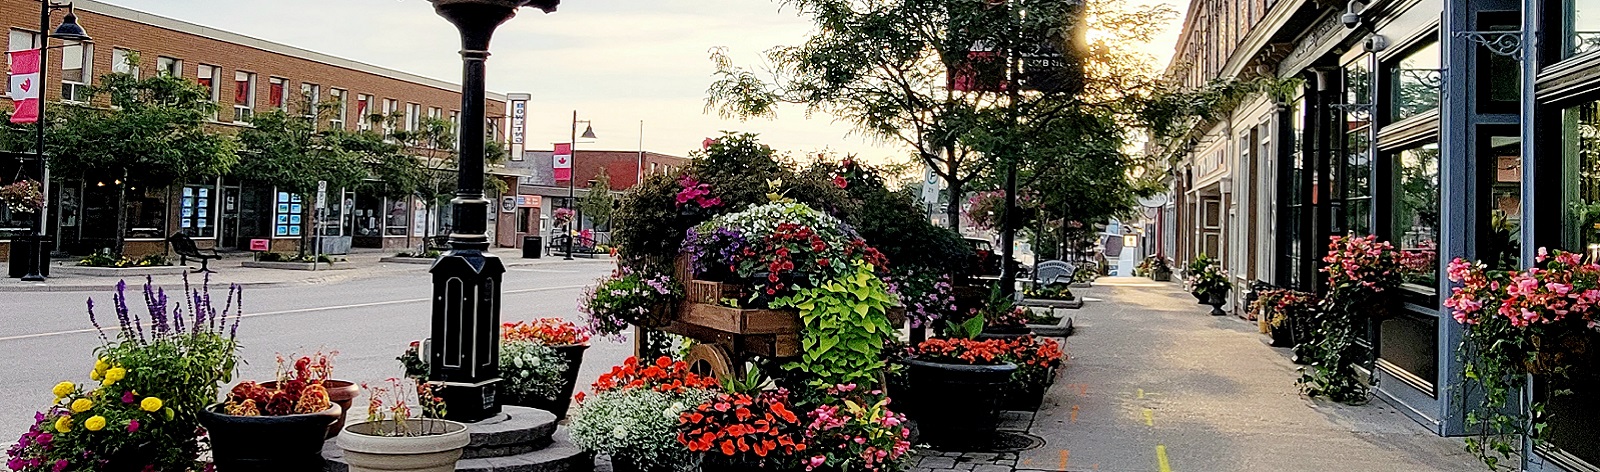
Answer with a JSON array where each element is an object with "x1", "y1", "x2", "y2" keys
[{"x1": 167, "y1": 232, "x2": 220, "y2": 273}]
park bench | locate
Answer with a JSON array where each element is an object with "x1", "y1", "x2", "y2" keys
[
  {"x1": 1033, "y1": 260, "x2": 1077, "y2": 286},
  {"x1": 167, "y1": 232, "x2": 221, "y2": 273}
]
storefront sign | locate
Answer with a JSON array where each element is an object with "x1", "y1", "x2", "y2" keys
[
  {"x1": 249, "y1": 239, "x2": 270, "y2": 251},
  {"x1": 510, "y1": 100, "x2": 526, "y2": 145},
  {"x1": 501, "y1": 196, "x2": 517, "y2": 213},
  {"x1": 516, "y1": 195, "x2": 540, "y2": 208}
]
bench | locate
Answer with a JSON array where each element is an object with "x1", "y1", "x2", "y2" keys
[
  {"x1": 1033, "y1": 260, "x2": 1077, "y2": 286},
  {"x1": 168, "y1": 232, "x2": 221, "y2": 273}
]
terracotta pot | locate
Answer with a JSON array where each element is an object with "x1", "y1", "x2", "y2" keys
[
  {"x1": 337, "y1": 418, "x2": 470, "y2": 472},
  {"x1": 261, "y1": 379, "x2": 360, "y2": 439},
  {"x1": 199, "y1": 403, "x2": 341, "y2": 472}
]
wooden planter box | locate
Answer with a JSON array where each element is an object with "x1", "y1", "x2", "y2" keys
[
  {"x1": 662, "y1": 300, "x2": 907, "y2": 359},
  {"x1": 686, "y1": 280, "x2": 746, "y2": 305}
]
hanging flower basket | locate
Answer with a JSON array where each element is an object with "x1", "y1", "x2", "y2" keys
[
  {"x1": 1, "y1": 179, "x2": 44, "y2": 214},
  {"x1": 1527, "y1": 329, "x2": 1598, "y2": 376}
]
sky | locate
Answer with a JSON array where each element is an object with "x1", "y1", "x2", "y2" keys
[{"x1": 99, "y1": 0, "x2": 1184, "y2": 167}]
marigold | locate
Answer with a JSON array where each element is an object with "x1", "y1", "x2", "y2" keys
[
  {"x1": 103, "y1": 367, "x2": 126, "y2": 384},
  {"x1": 70, "y1": 398, "x2": 93, "y2": 413},
  {"x1": 52, "y1": 381, "x2": 74, "y2": 398},
  {"x1": 84, "y1": 415, "x2": 106, "y2": 431},
  {"x1": 140, "y1": 397, "x2": 163, "y2": 412},
  {"x1": 94, "y1": 358, "x2": 110, "y2": 373},
  {"x1": 53, "y1": 416, "x2": 71, "y2": 433}
]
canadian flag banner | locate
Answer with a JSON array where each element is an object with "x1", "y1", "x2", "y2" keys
[
  {"x1": 553, "y1": 143, "x2": 572, "y2": 182},
  {"x1": 8, "y1": 49, "x2": 41, "y2": 124}
]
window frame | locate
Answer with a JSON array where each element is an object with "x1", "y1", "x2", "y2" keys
[
  {"x1": 58, "y1": 41, "x2": 92, "y2": 103},
  {"x1": 328, "y1": 88, "x2": 347, "y2": 130},
  {"x1": 155, "y1": 56, "x2": 181, "y2": 78},
  {"x1": 267, "y1": 77, "x2": 288, "y2": 111},
  {"x1": 110, "y1": 47, "x2": 139, "y2": 78},
  {"x1": 233, "y1": 70, "x2": 256, "y2": 124}
]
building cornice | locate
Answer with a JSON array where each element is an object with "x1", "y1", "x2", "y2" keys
[{"x1": 77, "y1": 0, "x2": 508, "y2": 102}]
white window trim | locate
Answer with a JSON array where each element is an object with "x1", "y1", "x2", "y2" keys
[{"x1": 233, "y1": 71, "x2": 256, "y2": 124}]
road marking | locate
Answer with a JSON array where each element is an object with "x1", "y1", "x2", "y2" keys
[
  {"x1": 1157, "y1": 445, "x2": 1172, "y2": 472},
  {"x1": 0, "y1": 284, "x2": 589, "y2": 342},
  {"x1": 1137, "y1": 388, "x2": 1145, "y2": 399},
  {"x1": 1143, "y1": 408, "x2": 1154, "y2": 426},
  {"x1": 1070, "y1": 404, "x2": 1079, "y2": 423},
  {"x1": 1060, "y1": 450, "x2": 1069, "y2": 469}
]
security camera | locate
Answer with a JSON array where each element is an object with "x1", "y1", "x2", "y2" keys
[
  {"x1": 1363, "y1": 35, "x2": 1389, "y2": 53},
  {"x1": 1342, "y1": 11, "x2": 1361, "y2": 28}
]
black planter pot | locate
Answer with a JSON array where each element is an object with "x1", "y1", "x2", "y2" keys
[
  {"x1": 1152, "y1": 271, "x2": 1172, "y2": 282},
  {"x1": 1207, "y1": 291, "x2": 1228, "y2": 316},
  {"x1": 977, "y1": 325, "x2": 1033, "y2": 341},
  {"x1": 498, "y1": 344, "x2": 589, "y2": 420},
  {"x1": 1192, "y1": 290, "x2": 1207, "y2": 303},
  {"x1": 610, "y1": 455, "x2": 674, "y2": 472},
  {"x1": 199, "y1": 403, "x2": 340, "y2": 472},
  {"x1": 1003, "y1": 379, "x2": 1050, "y2": 411},
  {"x1": 1268, "y1": 320, "x2": 1294, "y2": 347},
  {"x1": 900, "y1": 358, "x2": 1018, "y2": 450}
]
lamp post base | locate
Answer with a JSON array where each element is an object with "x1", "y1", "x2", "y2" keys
[
  {"x1": 433, "y1": 378, "x2": 503, "y2": 423},
  {"x1": 11, "y1": 235, "x2": 49, "y2": 281}
]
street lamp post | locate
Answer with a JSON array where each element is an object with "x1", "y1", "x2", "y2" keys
[
  {"x1": 17, "y1": 3, "x2": 90, "y2": 282},
  {"x1": 563, "y1": 110, "x2": 595, "y2": 261},
  {"x1": 427, "y1": 0, "x2": 557, "y2": 423}
]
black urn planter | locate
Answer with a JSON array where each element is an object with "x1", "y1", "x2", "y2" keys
[
  {"x1": 1152, "y1": 270, "x2": 1172, "y2": 282},
  {"x1": 1206, "y1": 291, "x2": 1228, "y2": 316},
  {"x1": 498, "y1": 344, "x2": 589, "y2": 421},
  {"x1": 199, "y1": 403, "x2": 341, "y2": 472},
  {"x1": 1268, "y1": 320, "x2": 1294, "y2": 347},
  {"x1": 1192, "y1": 290, "x2": 1207, "y2": 303},
  {"x1": 1002, "y1": 376, "x2": 1052, "y2": 412},
  {"x1": 901, "y1": 358, "x2": 1018, "y2": 450}
]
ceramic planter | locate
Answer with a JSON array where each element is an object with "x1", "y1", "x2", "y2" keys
[
  {"x1": 337, "y1": 418, "x2": 470, "y2": 472},
  {"x1": 199, "y1": 402, "x2": 341, "y2": 471},
  {"x1": 498, "y1": 344, "x2": 589, "y2": 421},
  {"x1": 900, "y1": 358, "x2": 1018, "y2": 450},
  {"x1": 261, "y1": 379, "x2": 360, "y2": 439}
]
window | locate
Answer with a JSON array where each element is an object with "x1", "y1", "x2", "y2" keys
[
  {"x1": 156, "y1": 56, "x2": 180, "y2": 77},
  {"x1": 197, "y1": 64, "x2": 220, "y2": 119},
  {"x1": 1563, "y1": 100, "x2": 1600, "y2": 256},
  {"x1": 1564, "y1": 0, "x2": 1600, "y2": 57},
  {"x1": 1392, "y1": 143, "x2": 1440, "y2": 289},
  {"x1": 178, "y1": 184, "x2": 216, "y2": 238},
  {"x1": 1480, "y1": 133, "x2": 1521, "y2": 269},
  {"x1": 385, "y1": 198, "x2": 409, "y2": 236},
  {"x1": 272, "y1": 192, "x2": 304, "y2": 237},
  {"x1": 267, "y1": 77, "x2": 287, "y2": 110},
  {"x1": 1387, "y1": 41, "x2": 1440, "y2": 122},
  {"x1": 300, "y1": 83, "x2": 320, "y2": 119},
  {"x1": 1341, "y1": 58, "x2": 1375, "y2": 236},
  {"x1": 382, "y1": 98, "x2": 399, "y2": 135},
  {"x1": 59, "y1": 41, "x2": 91, "y2": 102},
  {"x1": 233, "y1": 71, "x2": 256, "y2": 123},
  {"x1": 429, "y1": 107, "x2": 442, "y2": 120},
  {"x1": 125, "y1": 186, "x2": 165, "y2": 239},
  {"x1": 450, "y1": 111, "x2": 460, "y2": 141},
  {"x1": 8, "y1": 29, "x2": 38, "y2": 52},
  {"x1": 328, "y1": 88, "x2": 347, "y2": 130},
  {"x1": 111, "y1": 48, "x2": 138, "y2": 77},
  {"x1": 355, "y1": 94, "x2": 373, "y2": 131},
  {"x1": 406, "y1": 103, "x2": 421, "y2": 131}
]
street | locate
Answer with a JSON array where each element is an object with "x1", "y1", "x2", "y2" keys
[{"x1": 0, "y1": 259, "x2": 625, "y2": 439}]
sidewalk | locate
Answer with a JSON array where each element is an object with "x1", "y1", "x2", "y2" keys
[
  {"x1": 0, "y1": 250, "x2": 614, "y2": 292},
  {"x1": 911, "y1": 277, "x2": 1482, "y2": 472}
]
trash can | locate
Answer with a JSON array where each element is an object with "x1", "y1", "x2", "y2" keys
[
  {"x1": 522, "y1": 236, "x2": 542, "y2": 259},
  {"x1": 8, "y1": 235, "x2": 50, "y2": 279}
]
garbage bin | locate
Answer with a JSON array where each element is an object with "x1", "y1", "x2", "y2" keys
[
  {"x1": 522, "y1": 236, "x2": 542, "y2": 259},
  {"x1": 8, "y1": 235, "x2": 50, "y2": 279}
]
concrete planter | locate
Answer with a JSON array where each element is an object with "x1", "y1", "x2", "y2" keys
[
  {"x1": 54, "y1": 265, "x2": 188, "y2": 277},
  {"x1": 337, "y1": 418, "x2": 470, "y2": 472},
  {"x1": 241, "y1": 261, "x2": 348, "y2": 271},
  {"x1": 1069, "y1": 281, "x2": 1092, "y2": 288},
  {"x1": 378, "y1": 257, "x2": 436, "y2": 265}
]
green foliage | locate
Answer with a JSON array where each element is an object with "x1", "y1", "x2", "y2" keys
[
  {"x1": 497, "y1": 340, "x2": 568, "y2": 404},
  {"x1": 612, "y1": 172, "x2": 687, "y2": 272},
  {"x1": 77, "y1": 252, "x2": 167, "y2": 268},
  {"x1": 47, "y1": 73, "x2": 239, "y2": 187},
  {"x1": 580, "y1": 168, "x2": 616, "y2": 227},
  {"x1": 233, "y1": 105, "x2": 366, "y2": 198},
  {"x1": 773, "y1": 263, "x2": 899, "y2": 388},
  {"x1": 944, "y1": 313, "x2": 987, "y2": 340},
  {"x1": 569, "y1": 387, "x2": 716, "y2": 471},
  {"x1": 1296, "y1": 235, "x2": 1400, "y2": 404},
  {"x1": 816, "y1": 158, "x2": 973, "y2": 273}
]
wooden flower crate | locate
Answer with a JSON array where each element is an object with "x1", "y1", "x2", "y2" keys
[{"x1": 686, "y1": 280, "x2": 747, "y2": 305}]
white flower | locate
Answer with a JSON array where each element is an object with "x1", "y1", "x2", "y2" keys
[{"x1": 612, "y1": 424, "x2": 628, "y2": 439}]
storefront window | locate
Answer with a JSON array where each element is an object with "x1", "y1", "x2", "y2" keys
[
  {"x1": 1280, "y1": 94, "x2": 1309, "y2": 290},
  {"x1": 1393, "y1": 144, "x2": 1440, "y2": 289},
  {"x1": 1388, "y1": 41, "x2": 1441, "y2": 122},
  {"x1": 126, "y1": 186, "x2": 165, "y2": 239},
  {"x1": 177, "y1": 183, "x2": 215, "y2": 238},
  {"x1": 1343, "y1": 58, "x2": 1374, "y2": 236},
  {"x1": 1482, "y1": 135, "x2": 1521, "y2": 269},
  {"x1": 272, "y1": 191, "x2": 303, "y2": 238},
  {"x1": 1564, "y1": 0, "x2": 1600, "y2": 57},
  {"x1": 385, "y1": 198, "x2": 409, "y2": 236}
]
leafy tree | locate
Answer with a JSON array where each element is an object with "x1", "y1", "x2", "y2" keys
[
  {"x1": 46, "y1": 71, "x2": 238, "y2": 255},
  {"x1": 579, "y1": 167, "x2": 615, "y2": 230},
  {"x1": 233, "y1": 99, "x2": 368, "y2": 254}
]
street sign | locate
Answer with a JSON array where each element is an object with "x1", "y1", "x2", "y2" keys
[
  {"x1": 921, "y1": 167, "x2": 940, "y2": 204},
  {"x1": 315, "y1": 180, "x2": 328, "y2": 209}
]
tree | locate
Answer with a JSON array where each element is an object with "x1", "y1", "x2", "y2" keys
[
  {"x1": 579, "y1": 167, "x2": 615, "y2": 231},
  {"x1": 233, "y1": 99, "x2": 368, "y2": 254},
  {"x1": 47, "y1": 70, "x2": 239, "y2": 255},
  {"x1": 389, "y1": 115, "x2": 460, "y2": 248}
]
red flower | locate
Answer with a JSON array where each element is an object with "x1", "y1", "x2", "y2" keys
[{"x1": 833, "y1": 175, "x2": 849, "y2": 189}]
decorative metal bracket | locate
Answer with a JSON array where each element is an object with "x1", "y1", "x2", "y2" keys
[
  {"x1": 1456, "y1": 30, "x2": 1524, "y2": 60},
  {"x1": 1328, "y1": 102, "x2": 1375, "y2": 118}
]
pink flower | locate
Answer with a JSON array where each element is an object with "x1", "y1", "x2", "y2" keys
[{"x1": 126, "y1": 419, "x2": 139, "y2": 432}]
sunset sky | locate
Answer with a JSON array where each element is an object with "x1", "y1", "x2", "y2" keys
[{"x1": 101, "y1": 0, "x2": 1184, "y2": 166}]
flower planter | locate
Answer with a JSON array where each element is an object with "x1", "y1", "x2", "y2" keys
[
  {"x1": 1207, "y1": 292, "x2": 1227, "y2": 316},
  {"x1": 1151, "y1": 271, "x2": 1172, "y2": 282},
  {"x1": 1268, "y1": 320, "x2": 1295, "y2": 347},
  {"x1": 199, "y1": 403, "x2": 341, "y2": 471},
  {"x1": 261, "y1": 379, "x2": 360, "y2": 439},
  {"x1": 337, "y1": 418, "x2": 470, "y2": 472},
  {"x1": 1003, "y1": 378, "x2": 1051, "y2": 412},
  {"x1": 900, "y1": 358, "x2": 1017, "y2": 450},
  {"x1": 608, "y1": 455, "x2": 675, "y2": 472},
  {"x1": 498, "y1": 343, "x2": 589, "y2": 421},
  {"x1": 977, "y1": 325, "x2": 1034, "y2": 341},
  {"x1": 1192, "y1": 290, "x2": 1206, "y2": 303}
]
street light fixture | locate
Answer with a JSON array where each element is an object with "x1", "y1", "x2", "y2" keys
[
  {"x1": 563, "y1": 111, "x2": 595, "y2": 261},
  {"x1": 18, "y1": 2, "x2": 91, "y2": 282},
  {"x1": 426, "y1": 0, "x2": 556, "y2": 423}
]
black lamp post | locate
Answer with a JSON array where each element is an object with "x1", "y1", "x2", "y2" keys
[
  {"x1": 563, "y1": 110, "x2": 595, "y2": 260},
  {"x1": 17, "y1": 2, "x2": 90, "y2": 282},
  {"x1": 427, "y1": 0, "x2": 557, "y2": 423}
]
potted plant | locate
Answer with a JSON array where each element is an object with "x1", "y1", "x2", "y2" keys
[
  {"x1": 7, "y1": 276, "x2": 242, "y2": 472},
  {"x1": 1021, "y1": 283, "x2": 1074, "y2": 301},
  {"x1": 798, "y1": 384, "x2": 914, "y2": 472},
  {"x1": 1193, "y1": 265, "x2": 1231, "y2": 316},
  {"x1": 966, "y1": 285, "x2": 1031, "y2": 339},
  {"x1": 258, "y1": 351, "x2": 360, "y2": 439},
  {"x1": 677, "y1": 389, "x2": 806, "y2": 471},
  {"x1": 1186, "y1": 254, "x2": 1215, "y2": 302},
  {"x1": 337, "y1": 378, "x2": 468, "y2": 472},
  {"x1": 999, "y1": 336, "x2": 1064, "y2": 411},
  {"x1": 570, "y1": 356, "x2": 719, "y2": 472},
  {"x1": 579, "y1": 268, "x2": 683, "y2": 337},
  {"x1": 1252, "y1": 288, "x2": 1315, "y2": 347},
  {"x1": 1146, "y1": 255, "x2": 1173, "y2": 282},
  {"x1": 900, "y1": 337, "x2": 1017, "y2": 450},
  {"x1": 201, "y1": 352, "x2": 342, "y2": 470},
  {"x1": 499, "y1": 318, "x2": 592, "y2": 420}
]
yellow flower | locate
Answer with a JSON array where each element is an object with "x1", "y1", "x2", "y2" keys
[
  {"x1": 94, "y1": 358, "x2": 110, "y2": 373},
  {"x1": 140, "y1": 397, "x2": 163, "y2": 412},
  {"x1": 53, "y1": 416, "x2": 71, "y2": 433},
  {"x1": 89, "y1": 369, "x2": 102, "y2": 381},
  {"x1": 70, "y1": 398, "x2": 93, "y2": 413},
  {"x1": 103, "y1": 367, "x2": 126, "y2": 384},
  {"x1": 52, "y1": 381, "x2": 74, "y2": 398},
  {"x1": 83, "y1": 416, "x2": 106, "y2": 432},
  {"x1": 162, "y1": 408, "x2": 175, "y2": 421}
]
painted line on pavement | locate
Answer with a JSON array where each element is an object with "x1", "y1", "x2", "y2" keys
[
  {"x1": 0, "y1": 284, "x2": 588, "y2": 342},
  {"x1": 1157, "y1": 445, "x2": 1172, "y2": 472},
  {"x1": 1070, "y1": 404, "x2": 1079, "y2": 423},
  {"x1": 1143, "y1": 408, "x2": 1154, "y2": 426},
  {"x1": 1137, "y1": 388, "x2": 1145, "y2": 399},
  {"x1": 1060, "y1": 449, "x2": 1069, "y2": 469}
]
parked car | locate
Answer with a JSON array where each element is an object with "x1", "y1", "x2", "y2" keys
[{"x1": 965, "y1": 238, "x2": 1027, "y2": 278}]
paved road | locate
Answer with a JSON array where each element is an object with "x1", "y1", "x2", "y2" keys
[{"x1": 0, "y1": 258, "x2": 627, "y2": 438}]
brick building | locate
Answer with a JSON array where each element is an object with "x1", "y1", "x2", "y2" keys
[
  {"x1": 499, "y1": 149, "x2": 688, "y2": 251},
  {"x1": 0, "y1": 0, "x2": 509, "y2": 259}
]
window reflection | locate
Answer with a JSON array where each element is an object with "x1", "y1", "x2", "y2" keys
[
  {"x1": 1566, "y1": 0, "x2": 1600, "y2": 57},
  {"x1": 1563, "y1": 100, "x2": 1600, "y2": 258},
  {"x1": 1394, "y1": 144, "x2": 1440, "y2": 288},
  {"x1": 1485, "y1": 136, "x2": 1522, "y2": 269},
  {"x1": 1389, "y1": 42, "x2": 1441, "y2": 121}
]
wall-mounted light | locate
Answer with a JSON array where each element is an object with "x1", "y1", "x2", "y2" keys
[{"x1": 1341, "y1": 0, "x2": 1366, "y2": 29}]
